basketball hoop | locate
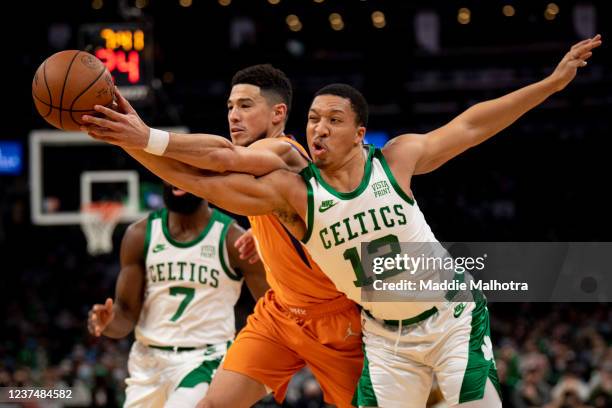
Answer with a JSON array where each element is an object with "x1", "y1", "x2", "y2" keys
[{"x1": 80, "y1": 201, "x2": 124, "y2": 256}]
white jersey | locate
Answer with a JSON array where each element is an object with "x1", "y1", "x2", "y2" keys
[
  {"x1": 135, "y1": 208, "x2": 243, "y2": 347},
  {"x1": 301, "y1": 145, "x2": 442, "y2": 320}
]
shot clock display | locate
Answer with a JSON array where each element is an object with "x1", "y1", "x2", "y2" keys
[{"x1": 78, "y1": 22, "x2": 153, "y2": 104}]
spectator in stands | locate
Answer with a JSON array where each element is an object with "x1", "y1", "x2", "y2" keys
[
  {"x1": 512, "y1": 353, "x2": 552, "y2": 408},
  {"x1": 587, "y1": 357, "x2": 612, "y2": 408}
]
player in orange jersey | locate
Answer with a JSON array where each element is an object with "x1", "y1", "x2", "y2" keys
[
  {"x1": 85, "y1": 36, "x2": 602, "y2": 407},
  {"x1": 82, "y1": 65, "x2": 364, "y2": 407}
]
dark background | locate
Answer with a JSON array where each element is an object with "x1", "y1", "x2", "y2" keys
[{"x1": 0, "y1": 1, "x2": 610, "y2": 407}]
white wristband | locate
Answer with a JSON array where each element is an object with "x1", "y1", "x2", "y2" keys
[{"x1": 144, "y1": 128, "x2": 170, "y2": 156}]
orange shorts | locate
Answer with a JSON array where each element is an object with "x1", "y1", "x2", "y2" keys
[{"x1": 223, "y1": 290, "x2": 363, "y2": 407}]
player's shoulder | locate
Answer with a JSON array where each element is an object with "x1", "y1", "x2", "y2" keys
[
  {"x1": 122, "y1": 213, "x2": 150, "y2": 246},
  {"x1": 381, "y1": 133, "x2": 427, "y2": 162},
  {"x1": 225, "y1": 218, "x2": 245, "y2": 242},
  {"x1": 382, "y1": 133, "x2": 426, "y2": 151},
  {"x1": 216, "y1": 212, "x2": 245, "y2": 256},
  {"x1": 251, "y1": 137, "x2": 309, "y2": 171},
  {"x1": 119, "y1": 213, "x2": 150, "y2": 260},
  {"x1": 211, "y1": 208, "x2": 237, "y2": 227},
  {"x1": 249, "y1": 137, "x2": 287, "y2": 151}
]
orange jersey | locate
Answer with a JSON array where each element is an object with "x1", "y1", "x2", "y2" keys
[{"x1": 248, "y1": 136, "x2": 345, "y2": 307}]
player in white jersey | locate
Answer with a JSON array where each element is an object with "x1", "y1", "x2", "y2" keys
[
  {"x1": 299, "y1": 140, "x2": 496, "y2": 407},
  {"x1": 87, "y1": 182, "x2": 268, "y2": 408},
  {"x1": 84, "y1": 36, "x2": 600, "y2": 407}
]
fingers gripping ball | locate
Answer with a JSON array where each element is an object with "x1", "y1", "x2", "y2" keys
[{"x1": 32, "y1": 50, "x2": 115, "y2": 131}]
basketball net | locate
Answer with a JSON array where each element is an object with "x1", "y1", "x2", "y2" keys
[{"x1": 80, "y1": 201, "x2": 124, "y2": 256}]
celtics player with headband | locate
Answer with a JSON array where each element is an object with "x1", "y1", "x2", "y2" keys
[{"x1": 87, "y1": 181, "x2": 268, "y2": 407}]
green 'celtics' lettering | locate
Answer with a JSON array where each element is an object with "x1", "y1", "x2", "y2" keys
[
  {"x1": 168, "y1": 262, "x2": 176, "y2": 281},
  {"x1": 354, "y1": 211, "x2": 369, "y2": 235},
  {"x1": 380, "y1": 206, "x2": 394, "y2": 228},
  {"x1": 320, "y1": 228, "x2": 332, "y2": 249},
  {"x1": 210, "y1": 269, "x2": 219, "y2": 288},
  {"x1": 149, "y1": 265, "x2": 156, "y2": 283},
  {"x1": 198, "y1": 265, "x2": 208, "y2": 285},
  {"x1": 318, "y1": 205, "x2": 409, "y2": 249},
  {"x1": 148, "y1": 262, "x2": 220, "y2": 289},
  {"x1": 394, "y1": 204, "x2": 407, "y2": 225},
  {"x1": 368, "y1": 209, "x2": 382, "y2": 231},
  {"x1": 330, "y1": 222, "x2": 345, "y2": 246},
  {"x1": 189, "y1": 263, "x2": 196, "y2": 282},
  {"x1": 177, "y1": 261, "x2": 187, "y2": 280},
  {"x1": 343, "y1": 217, "x2": 359, "y2": 240},
  {"x1": 157, "y1": 264, "x2": 165, "y2": 282}
]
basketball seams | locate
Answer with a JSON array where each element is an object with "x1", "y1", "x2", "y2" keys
[
  {"x1": 31, "y1": 92, "x2": 53, "y2": 117},
  {"x1": 69, "y1": 67, "x2": 112, "y2": 127},
  {"x1": 32, "y1": 92, "x2": 108, "y2": 112},
  {"x1": 70, "y1": 100, "x2": 114, "y2": 128},
  {"x1": 58, "y1": 51, "x2": 82, "y2": 129},
  {"x1": 32, "y1": 50, "x2": 114, "y2": 131},
  {"x1": 41, "y1": 61, "x2": 53, "y2": 117},
  {"x1": 31, "y1": 61, "x2": 53, "y2": 118}
]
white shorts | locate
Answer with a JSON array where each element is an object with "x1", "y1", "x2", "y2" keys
[
  {"x1": 124, "y1": 340, "x2": 230, "y2": 408},
  {"x1": 354, "y1": 297, "x2": 500, "y2": 407}
]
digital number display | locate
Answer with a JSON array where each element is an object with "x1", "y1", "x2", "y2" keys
[
  {"x1": 96, "y1": 28, "x2": 145, "y2": 83},
  {"x1": 78, "y1": 22, "x2": 153, "y2": 103}
]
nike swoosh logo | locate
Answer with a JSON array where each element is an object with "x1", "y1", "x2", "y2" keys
[
  {"x1": 453, "y1": 303, "x2": 466, "y2": 318},
  {"x1": 319, "y1": 202, "x2": 338, "y2": 213},
  {"x1": 152, "y1": 245, "x2": 166, "y2": 253}
]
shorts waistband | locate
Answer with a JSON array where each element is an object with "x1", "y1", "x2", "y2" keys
[
  {"x1": 146, "y1": 340, "x2": 232, "y2": 353},
  {"x1": 148, "y1": 345, "x2": 199, "y2": 352},
  {"x1": 364, "y1": 306, "x2": 438, "y2": 327},
  {"x1": 269, "y1": 291, "x2": 356, "y2": 318}
]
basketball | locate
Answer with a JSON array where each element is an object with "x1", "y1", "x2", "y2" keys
[{"x1": 32, "y1": 50, "x2": 115, "y2": 131}]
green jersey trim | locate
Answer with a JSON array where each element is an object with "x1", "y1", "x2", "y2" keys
[
  {"x1": 373, "y1": 148, "x2": 415, "y2": 206},
  {"x1": 177, "y1": 358, "x2": 221, "y2": 388},
  {"x1": 216, "y1": 211, "x2": 242, "y2": 281},
  {"x1": 458, "y1": 299, "x2": 502, "y2": 403},
  {"x1": 310, "y1": 144, "x2": 375, "y2": 200},
  {"x1": 353, "y1": 343, "x2": 379, "y2": 406},
  {"x1": 143, "y1": 210, "x2": 162, "y2": 262},
  {"x1": 299, "y1": 166, "x2": 315, "y2": 244},
  {"x1": 161, "y1": 207, "x2": 216, "y2": 248}
]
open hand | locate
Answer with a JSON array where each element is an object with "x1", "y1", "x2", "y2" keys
[{"x1": 548, "y1": 34, "x2": 602, "y2": 92}]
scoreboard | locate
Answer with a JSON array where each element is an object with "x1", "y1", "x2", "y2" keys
[{"x1": 78, "y1": 22, "x2": 153, "y2": 105}]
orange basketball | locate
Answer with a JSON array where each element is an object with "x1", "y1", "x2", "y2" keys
[{"x1": 32, "y1": 50, "x2": 115, "y2": 131}]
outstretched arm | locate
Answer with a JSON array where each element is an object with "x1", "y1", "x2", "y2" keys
[
  {"x1": 81, "y1": 89, "x2": 290, "y2": 176},
  {"x1": 126, "y1": 148, "x2": 296, "y2": 216},
  {"x1": 124, "y1": 148, "x2": 307, "y2": 238},
  {"x1": 385, "y1": 35, "x2": 602, "y2": 175},
  {"x1": 87, "y1": 220, "x2": 146, "y2": 338}
]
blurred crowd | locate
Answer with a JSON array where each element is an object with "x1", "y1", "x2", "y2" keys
[
  {"x1": 490, "y1": 303, "x2": 611, "y2": 408},
  {"x1": 0, "y1": 247, "x2": 609, "y2": 407},
  {"x1": 2, "y1": 1, "x2": 610, "y2": 407},
  {"x1": 1, "y1": 123, "x2": 610, "y2": 407}
]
